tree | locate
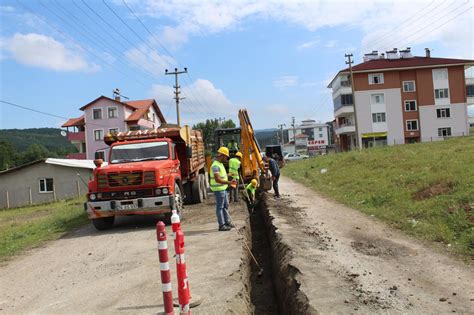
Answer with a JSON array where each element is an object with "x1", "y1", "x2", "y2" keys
[
  {"x1": 193, "y1": 119, "x2": 236, "y2": 154},
  {"x1": 20, "y1": 144, "x2": 56, "y2": 165},
  {"x1": 0, "y1": 140, "x2": 19, "y2": 171}
]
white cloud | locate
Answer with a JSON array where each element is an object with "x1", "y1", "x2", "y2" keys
[
  {"x1": 139, "y1": 0, "x2": 472, "y2": 59},
  {"x1": 273, "y1": 76, "x2": 298, "y2": 88},
  {"x1": 0, "y1": 5, "x2": 15, "y2": 13},
  {"x1": 149, "y1": 78, "x2": 234, "y2": 121},
  {"x1": 264, "y1": 105, "x2": 289, "y2": 115},
  {"x1": 297, "y1": 39, "x2": 320, "y2": 50},
  {"x1": 2, "y1": 33, "x2": 99, "y2": 72},
  {"x1": 324, "y1": 40, "x2": 338, "y2": 48}
]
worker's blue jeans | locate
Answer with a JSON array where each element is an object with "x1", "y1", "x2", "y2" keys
[{"x1": 214, "y1": 190, "x2": 230, "y2": 227}]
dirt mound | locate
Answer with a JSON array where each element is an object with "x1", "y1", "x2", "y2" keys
[{"x1": 414, "y1": 182, "x2": 453, "y2": 201}]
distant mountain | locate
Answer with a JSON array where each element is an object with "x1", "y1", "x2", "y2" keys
[
  {"x1": 255, "y1": 128, "x2": 280, "y2": 148},
  {"x1": 0, "y1": 128, "x2": 76, "y2": 152}
]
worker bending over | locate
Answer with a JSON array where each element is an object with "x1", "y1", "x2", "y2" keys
[
  {"x1": 246, "y1": 179, "x2": 258, "y2": 214},
  {"x1": 210, "y1": 147, "x2": 236, "y2": 231},
  {"x1": 228, "y1": 151, "x2": 242, "y2": 203}
]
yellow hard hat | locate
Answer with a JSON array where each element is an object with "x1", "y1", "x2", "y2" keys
[
  {"x1": 251, "y1": 179, "x2": 258, "y2": 187},
  {"x1": 235, "y1": 151, "x2": 243, "y2": 158},
  {"x1": 217, "y1": 146, "x2": 230, "y2": 157}
]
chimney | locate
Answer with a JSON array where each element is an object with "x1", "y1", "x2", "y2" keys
[
  {"x1": 399, "y1": 47, "x2": 413, "y2": 59},
  {"x1": 386, "y1": 48, "x2": 399, "y2": 60},
  {"x1": 425, "y1": 48, "x2": 431, "y2": 58},
  {"x1": 113, "y1": 88, "x2": 121, "y2": 102}
]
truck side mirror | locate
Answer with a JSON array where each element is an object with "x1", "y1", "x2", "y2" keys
[{"x1": 186, "y1": 145, "x2": 193, "y2": 158}]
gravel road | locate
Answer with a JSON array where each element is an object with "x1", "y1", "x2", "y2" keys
[
  {"x1": 271, "y1": 176, "x2": 474, "y2": 314},
  {"x1": 0, "y1": 199, "x2": 250, "y2": 314}
]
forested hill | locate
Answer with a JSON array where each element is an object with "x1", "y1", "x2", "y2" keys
[{"x1": 0, "y1": 128, "x2": 75, "y2": 152}]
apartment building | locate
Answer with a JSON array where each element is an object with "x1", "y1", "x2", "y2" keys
[
  {"x1": 328, "y1": 48, "x2": 474, "y2": 150},
  {"x1": 283, "y1": 119, "x2": 331, "y2": 155},
  {"x1": 62, "y1": 92, "x2": 166, "y2": 160}
]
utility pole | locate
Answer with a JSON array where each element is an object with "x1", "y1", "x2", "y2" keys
[
  {"x1": 291, "y1": 117, "x2": 297, "y2": 154},
  {"x1": 345, "y1": 54, "x2": 360, "y2": 150},
  {"x1": 165, "y1": 67, "x2": 187, "y2": 127},
  {"x1": 218, "y1": 117, "x2": 226, "y2": 126},
  {"x1": 277, "y1": 123, "x2": 286, "y2": 146}
]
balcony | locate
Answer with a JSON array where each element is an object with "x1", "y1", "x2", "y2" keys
[
  {"x1": 67, "y1": 131, "x2": 85, "y2": 142},
  {"x1": 67, "y1": 152, "x2": 87, "y2": 159},
  {"x1": 334, "y1": 104, "x2": 354, "y2": 117},
  {"x1": 335, "y1": 123, "x2": 356, "y2": 135}
]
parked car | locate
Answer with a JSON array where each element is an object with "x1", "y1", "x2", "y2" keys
[{"x1": 284, "y1": 153, "x2": 309, "y2": 162}]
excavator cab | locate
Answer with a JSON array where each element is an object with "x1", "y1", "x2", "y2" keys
[{"x1": 215, "y1": 127, "x2": 242, "y2": 158}]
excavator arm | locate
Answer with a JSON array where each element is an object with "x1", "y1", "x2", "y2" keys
[{"x1": 238, "y1": 109, "x2": 272, "y2": 190}]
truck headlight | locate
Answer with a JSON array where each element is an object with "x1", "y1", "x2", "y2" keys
[
  {"x1": 89, "y1": 193, "x2": 96, "y2": 201},
  {"x1": 162, "y1": 188, "x2": 169, "y2": 194},
  {"x1": 155, "y1": 188, "x2": 162, "y2": 195}
]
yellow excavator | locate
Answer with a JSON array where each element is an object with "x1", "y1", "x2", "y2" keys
[{"x1": 213, "y1": 109, "x2": 272, "y2": 190}]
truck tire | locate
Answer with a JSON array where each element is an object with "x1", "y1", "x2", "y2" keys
[
  {"x1": 183, "y1": 182, "x2": 193, "y2": 204},
  {"x1": 191, "y1": 177, "x2": 204, "y2": 204},
  {"x1": 92, "y1": 216, "x2": 115, "y2": 230},
  {"x1": 200, "y1": 173, "x2": 207, "y2": 200}
]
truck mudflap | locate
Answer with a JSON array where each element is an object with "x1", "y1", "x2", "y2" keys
[{"x1": 86, "y1": 195, "x2": 174, "y2": 219}]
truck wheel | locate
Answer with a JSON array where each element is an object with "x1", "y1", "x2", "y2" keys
[
  {"x1": 200, "y1": 174, "x2": 207, "y2": 200},
  {"x1": 92, "y1": 216, "x2": 115, "y2": 230},
  {"x1": 191, "y1": 177, "x2": 204, "y2": 204},
  {"x1": 173, "y1": 183, "x2": 184, "y2": 215}
]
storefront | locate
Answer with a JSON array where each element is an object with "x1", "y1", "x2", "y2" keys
[{"x1": 361, "y1": 132, "x2": 387, "y2": 148}]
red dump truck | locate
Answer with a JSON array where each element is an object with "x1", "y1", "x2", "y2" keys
[{"x1": 86, "y1": 125, "x2": 207, "y2": 230}]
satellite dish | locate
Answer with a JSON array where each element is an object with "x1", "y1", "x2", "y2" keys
[{"x1": 60, "y1": 130, "x2": 67, "y2": 137}]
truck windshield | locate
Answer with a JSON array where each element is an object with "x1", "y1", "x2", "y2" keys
[{"x1": 110, "y1": 142, "x2": 169, "y2": 164}]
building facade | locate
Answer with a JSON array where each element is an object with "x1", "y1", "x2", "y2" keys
[
  {"x1": 63, "y1": 94, "x2": 166, "y2": 160},
  {"x1": 0, "y1": 159, "x2": 95, "y2": 209},
  {"x1": 284, "y1": 119, "x2": 331, "y2": 155},
  {"x1": 329, "y1": 49, "x2": 473, "y2": 150}
]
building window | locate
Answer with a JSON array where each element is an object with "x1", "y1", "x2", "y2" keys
[
  {"x1": 438, "y1": 127, "x2": 452, "y2": 137},
  {"x1": 95, "y1": 151, "x2": 105, "y2": 160},
  {"x1": 39, "y1": 178, "x2": 54, "y2": 193},
  {"x1": 467, "y1": 84, "x2": 474, "y2": 97},
  {"x1": 318, "y1": 127, "x2": 322, "y2": 131},
  {"x1": 369, "y1": 73, "x2": 384, "y2": 85},
  {"x1": 372, "y1": 112, "x2": 386, "y2": 123},
  {"x1": 94, "y1": 129, "x2": 104, "y2": 141},
  {"x1": 436, "y1": 108, "x2": 451, "y2": 118},
  {"x1": 435, "y1": 88, "x2": 449, "y2": 99},
  {"x1": 433, "y1": 68, "x2": 448, "y2": 80},
  {"x1": 403, "y1": 81, "x2": 416, "y2": 92},
  {"x1": 371, "y1": 93, "x2": 385, "y2": 104},
  {"x1": 341, "y1": 94, "x2": 353, "y2": 105},
  {"x1": 93, "y1": 108, "x2": 102, "y2": 120},
  {"x1": 406, "y1": 120, "x2": 419, "y2": 131},
  {"x1": 153, "y1": 113, "x2": 156, "y2": 122},
  {"x1": 109, "y1": 128, "x2": 118, "y2": 134},
  {"x1": 404, "y1": 100, "x2": 417, "y2": 111},
  {"x1": 108, "y1": 107, "x2": 118, "y2": 118}
]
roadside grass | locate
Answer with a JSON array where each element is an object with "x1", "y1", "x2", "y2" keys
[
  {"x1": 282, "y1": 136, "x2": 474, "y2": 257},
  {"x1": 0, "y1": 198, "x2": 88, "y2": 260}
]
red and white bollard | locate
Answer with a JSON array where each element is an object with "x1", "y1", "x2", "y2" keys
[
  {"x1": 156, "y1": 221, "x2": 174, "y2": 315},
  {"x1": 175, "y1": 229, "x2": 190, "y2": 315},
  {"x1": 171, "y1": 210, "x2": 181, "y2": 240}
]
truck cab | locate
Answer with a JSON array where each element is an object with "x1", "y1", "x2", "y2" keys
[{"x1": 86, "y1": 127, "x2": 206, "y2": 230}]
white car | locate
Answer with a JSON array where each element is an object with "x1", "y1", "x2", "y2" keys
[{"x1": 284, "y1": 153, "x2": 309, "y2": 162}]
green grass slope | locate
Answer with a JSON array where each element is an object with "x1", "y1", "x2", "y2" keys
[{"x1": 282, "y1": 136, "x2": 474, "y2": 257}]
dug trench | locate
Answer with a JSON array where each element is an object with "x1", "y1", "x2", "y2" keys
[{"x1": 244, "y1": 192, "x2": 317, "y2": 315}]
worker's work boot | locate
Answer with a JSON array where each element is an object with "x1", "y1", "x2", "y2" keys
[
  {"x1": 225, "y1": 222, "x2": 235, "y2": 228},
  {"x1": 219, "y1": 225, "x2": 231, "y2": 231}
]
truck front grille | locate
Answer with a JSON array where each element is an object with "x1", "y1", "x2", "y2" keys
[{"x1": 108, "y1": 171, "x2": 143, "y2": 187}]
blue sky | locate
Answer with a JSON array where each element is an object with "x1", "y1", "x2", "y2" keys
[{"x1": 0, "y1": 0, "x2": 473, "y2": 130}]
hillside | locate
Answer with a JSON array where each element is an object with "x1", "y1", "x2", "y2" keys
[
  {"x1": 0, "y1": 128, "x2": 75, "y2": 152},
  {"x1": 282, "y1": 136, "x2": 474, "y2": 256},
  {"x1": 255, "y1": 128, "x2": 279, "y2": 148}
]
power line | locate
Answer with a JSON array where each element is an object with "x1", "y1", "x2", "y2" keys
[
  {"x1": 368, "y1": 0, "x2": 440, "y2": 49},
  {"x1": 378, "y1": 0, "x2": 469, "y2": 50},
  {"x1": 121, "y1": 0, "x2": 220, "y2": 119}
]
